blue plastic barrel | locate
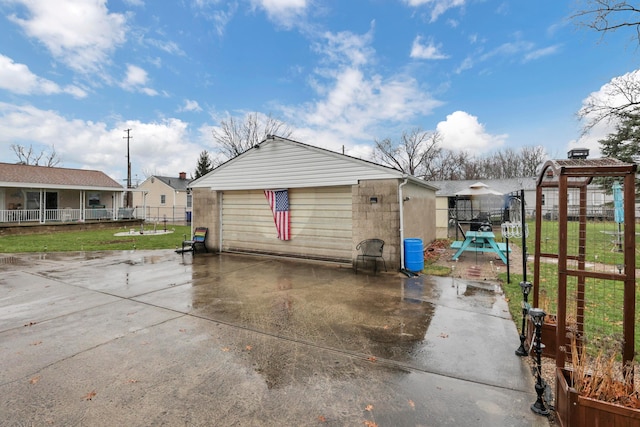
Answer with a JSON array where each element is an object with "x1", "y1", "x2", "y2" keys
[{"x1": 404, "y1": 238, "x2": 424, "y2": 272}]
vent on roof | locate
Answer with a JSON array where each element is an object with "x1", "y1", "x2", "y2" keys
[{"x1": 568, "y1": 148, "x2": 589, "y2": 159}]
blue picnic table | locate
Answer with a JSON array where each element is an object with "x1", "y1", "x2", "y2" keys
[{"x1": 450, "y1": 230, "x2": 510, "y2": 264}]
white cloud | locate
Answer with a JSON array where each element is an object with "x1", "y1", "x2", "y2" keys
[
  {"x1": 249, "y1": 0, "x2": 308, "y2": 28},
  {"x1": 572, "y1": 69, "x2": 640, "y2": 158},
  {"x1": 0, "y1": 54, "x2": 87, "y2": 98},
  {"x1": 179, "y1": 99, "x2": 203, "y2": 112},
  {"x1": 313, "y1": 27, "x2": 375, "y2": 68},
  {"x1": 0, "y1": 102, "x2": 201, "y2": 180},
  {"x1": 6, "y1": 0, "x2": 128, "y2": 74},
  {"x1": 284, "y1": 28, "x2": 442, "y2": 144},
  {"x1": 436, "y1": 111, "x2": 508, "y2": 154},
  {"x1": 145, "y1": 38, "x2": 185, "y2": 56},
  {"x1": 457, "y1": 35, "x2": 560, "y2": 73},
  {"x1": 124, "y1": 64, "x2": 148, "y2": 86},
  {"x1": 192, "y1": 1, "x2": 237, "y2": 37},
  {"x1": 479, "y1": 39, "x2": 535, "y2": 62},
  {"x1": 523, "y1": 44, "x2": 561, "y2": 62},
  {"x1": 404, "y1": 0, "x2": 466, "y2": 22},
  {"x1": 121, "y1": 64, "x2": 158, "y2": 95},
  {"x1": 410, "y1": 36, "x2": 449, "y2": 60}
]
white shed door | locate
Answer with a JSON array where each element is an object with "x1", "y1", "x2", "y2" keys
[{"x1": 221, "y1": 186, "x2": 353, "y2": 262}]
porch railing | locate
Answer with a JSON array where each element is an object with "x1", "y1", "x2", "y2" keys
[
  {"x1": 0, "y1": 208, "x2": 140, "y2": 224},
  {"x1": 0, "y1": 209, "x2": 40, "y2": 223}
]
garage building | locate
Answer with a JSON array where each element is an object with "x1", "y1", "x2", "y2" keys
[{"x1": 189, "y1": 136, "x2": 437, "y2": 270}]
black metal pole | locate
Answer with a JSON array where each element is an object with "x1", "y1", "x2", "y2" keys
[
  {"x1": 506, "y1": 236, "x2": 510, "y2": 284},
  {"x1": 515, "y1": 281, "x2": 531, "y2": 357},
  {"x1": 530, "y1": 308, "x2": 550, "y2": 416},
  {"x1": 520, "y1": 189, "x2": 527, "y2": 282}
]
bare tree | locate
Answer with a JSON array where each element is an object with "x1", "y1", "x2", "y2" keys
[
  {"x1": 578, "y1": 71, "x2": 640, "y2": 132},
  {"x1": 212, "y1": 112, "x2": 293, "y2": 160},
  {"x1": 12, "y1": 144, "x2": 61, "y2": 167},
  {"x1": 519, "y1": 145, "x2": 547, "y2": 176},
  {"x1": 573, "y1": 1, "x2": 640, "y2": 45},
  {"x1": 425, "y1": 149, "x2": 472, "y2": 181},
  {"x1": 573, "y1": 1, "x2": 640, "y2": 131},
  {"x1": 476, "y1": 146, "x2": 546, "y2": 179},
  {"x1": 372, "y1": 128, "x2": 441, "y2": 178}
]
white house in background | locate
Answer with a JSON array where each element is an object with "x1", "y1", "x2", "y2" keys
[
  {"x1": 132, "y1": 172, "x2": 192, "y2": 223},
  {"x1": 0, "y1": 162, "x2": 125, "y2": 223}
]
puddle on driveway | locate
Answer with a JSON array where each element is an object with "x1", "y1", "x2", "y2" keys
[
  {"x1": 182, "y1": 257, "x2": 507, "y2": 387},
  {"x1": 4, "y1": 251, "x2": 508, "y2": 391}
]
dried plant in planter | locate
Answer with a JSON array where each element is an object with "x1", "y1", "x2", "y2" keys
[
  {"x1": 569, "y1": 335, "x2": 640, "y2": 409},
  {"x1": 537, "y1": 289, "x2": 557, "y2": 324}
]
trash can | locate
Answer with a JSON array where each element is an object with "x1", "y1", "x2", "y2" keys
[{"x1": 404, "y1": 238, "x2": 424, "y2": 272}]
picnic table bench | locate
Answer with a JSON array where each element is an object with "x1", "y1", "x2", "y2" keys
[{"x1": 451, "y1": 231, "x2": 511, "y2": 264}]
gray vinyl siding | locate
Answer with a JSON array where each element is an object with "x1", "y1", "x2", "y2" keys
[{"x1": 191, "y1": 139, "x2": 413, "y2": 191}]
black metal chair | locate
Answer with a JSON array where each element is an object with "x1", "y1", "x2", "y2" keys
[{"x1": 355, "y1": 239, "x2": 387, "y2": 274}]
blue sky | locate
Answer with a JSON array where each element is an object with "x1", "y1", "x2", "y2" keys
[{"x1": 0, "y1": 0, "x2": 637, "y2": 183}]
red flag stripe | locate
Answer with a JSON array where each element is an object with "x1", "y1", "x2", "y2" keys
[{"x1": 264, "y1": 189, "x2": 291, "y2": 241}]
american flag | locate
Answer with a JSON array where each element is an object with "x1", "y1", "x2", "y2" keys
[{"x1": 264, "y1": 189, "x2": 290, "y2": 240}]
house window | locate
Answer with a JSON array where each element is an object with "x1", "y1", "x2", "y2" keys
[
  {"x1": 160, "y1": 194, "x2": 166, "y2": 205},
  {"x1": 26, "y1": 191, "x2": 40, "y2": 209},
  {"x1": 88, "y1": 193, "x2": 101, "y2": 206},
  {"x1": 187, "y1": 194, "x2": 192, "y2": 208}
]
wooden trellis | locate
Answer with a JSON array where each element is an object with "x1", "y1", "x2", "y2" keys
[{"x1": 533, "y1": 158, "x2": 637, "y2": 380}]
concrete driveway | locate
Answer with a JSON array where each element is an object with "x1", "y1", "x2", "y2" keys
[{"x1": 0, "y1": 250, "x2": 549, "y2": 426}]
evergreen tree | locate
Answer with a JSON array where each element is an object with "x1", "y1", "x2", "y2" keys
[
  {"x1": 194, "y1": 150, "x2": 213, "y2": 179},
  {"x1": 598, "y1": 111, "x2": 640, "y2": 192},
  {"x1": 599, "y1": 113, "x2": 640, "y2": 163}
]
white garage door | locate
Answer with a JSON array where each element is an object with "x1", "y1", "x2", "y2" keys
[{"x1": 221, "y1": 186, "x2": 353, "y2": 262}]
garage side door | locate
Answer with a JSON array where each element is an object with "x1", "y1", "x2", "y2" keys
[{"x1": 221, "y1": 186, "x2": 353, "y2": 262}]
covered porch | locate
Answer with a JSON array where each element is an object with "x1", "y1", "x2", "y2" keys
[
  {"x1": 0, "y1": 188, "x2": 135, "y2": 224},
  {"x1": 0, "y1": 162, "x2": 132, "y2": 225}
]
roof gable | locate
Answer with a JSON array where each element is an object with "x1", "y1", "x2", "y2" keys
[
  {"x1": 139, "y1": 175, "x2": 191, "y2": 191},
  {"x1": 191, "y1": 136, "x2": 436, "y2": 191},
  {"x1": 0, "y1": 163, "x2": 123, "y2": 190}
]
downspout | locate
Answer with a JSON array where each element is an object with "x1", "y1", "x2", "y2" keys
[
  {"x1": 142, "y1": 191, "x2": 148, "y2": 221},
  {"x1": 218, "y1": 191, "x2": 223, "y2": 253},
  {"x1": 398, "y1": 177, "x2": 408, "y2": 270}
]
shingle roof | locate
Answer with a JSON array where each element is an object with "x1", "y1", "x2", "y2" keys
[
  {"x1": 154, "y1": 175, "x2": 191, "y2": 191},
  {"x1": 0, "y1": 162, "x2": 123, "y2": 190}
]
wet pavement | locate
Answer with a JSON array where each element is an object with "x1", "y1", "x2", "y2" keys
[{"x1": 0, "y1": 250, "x2": 549, "y2": 426}]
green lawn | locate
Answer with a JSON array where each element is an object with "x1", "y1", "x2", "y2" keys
[{"x1": 0, "y1": 225, "x2": 193, "y2": 253}]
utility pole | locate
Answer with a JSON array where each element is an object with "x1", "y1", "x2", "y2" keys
[{"x1": 123, "y1": 129, "x2": 132, "y2": 208}]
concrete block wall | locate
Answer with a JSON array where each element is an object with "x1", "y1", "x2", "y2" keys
[
  {"x1": 352, "y1": 179, "x2": 401, "y2": 270},
  {"x1": 191, "y1": 188, "x2": 219, "y2": 252},
  {"x1": 403, "y1": 181, "x2": 436, "y2": 245}
]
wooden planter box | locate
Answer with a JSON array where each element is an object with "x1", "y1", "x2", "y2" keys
[{"x1": 555, "y1": 368, "x2": 640, "y2": 427}]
